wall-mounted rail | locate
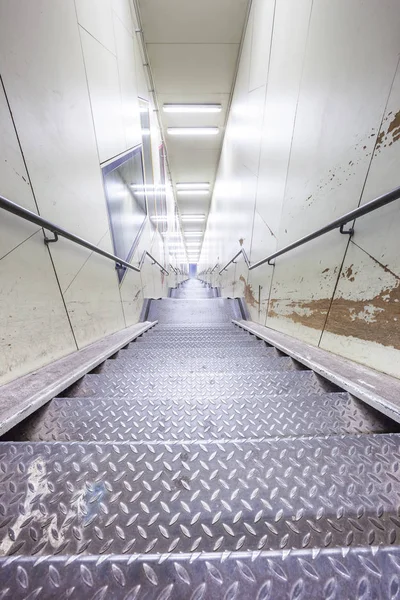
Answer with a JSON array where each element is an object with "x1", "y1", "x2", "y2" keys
[
  {"x1": 0, "y1": 194, "x2": 169, "y2": 275},
  {"x1": 219, "y1": 186, "x2": 400, "y2": 274}
]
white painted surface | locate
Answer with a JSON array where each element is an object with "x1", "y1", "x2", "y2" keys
[
  {"x1": 139, "y1": 0, "x2": 250, "y2": 241},
  {"x1": 200, "y1": 0, "x2": 400, "y2": 378},
  {"x1": 80, "y1": 28, "x2": 126, "y2": 162},
  {"x1": 0, "y1": 232, "x2": 77, "y2": 385},
  {"x1": 75, "y1": 0, "x2": 116, "y2": 55}
]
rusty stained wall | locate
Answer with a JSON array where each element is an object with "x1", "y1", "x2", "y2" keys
[{"x1": 199, "y1": 0, "x2": 400, "y2": 379}]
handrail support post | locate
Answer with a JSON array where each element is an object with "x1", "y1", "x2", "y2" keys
[
  {"x1": 44, "y1": 231, "x2": 59, "y2": 245},
  {"x1": 340, "y1": 223, "x2": 354, "y2": 236}
]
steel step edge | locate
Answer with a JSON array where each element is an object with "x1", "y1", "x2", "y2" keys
[
  {"x1": 12, "y1": 390, "x2": 395, "y2": 443},
  {"x1": 1, "y1": 434, "x2": 400, "y2": 558},
  {"x1": 0, "y1": 545, "x2": 399, "y2": 600},
  {"x1": 66, "y1": 370, "x2": 333, "y2": 398}
]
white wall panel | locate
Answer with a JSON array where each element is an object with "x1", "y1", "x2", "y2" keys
[
  {"x1": 201, "y1": 0, "x2": 400, "y2": 377},
  {"x1": 62, "y1": 232, "x2": 125, "y2": 347},
  {"x1": 0, "y1": 232, "x2": 76, "y2": 386},
  {"x1": 0, "y1": 84, "x2": 39, "y2": 258},
  {"x1": 0, "y1": 0, "x2": 175, "y2": 384},
  {"x1": 75, "y1": 0, "x2": 116, "y2": 55},
  {"x1": 248, "y1": 0, "x2": 275, "y2": 92},
  {"x1": 80, "y1": 28, "x2": 126, "y2": 162},
  {"x1": 113, "y1": 13, "x2": 142, "y2": 149}
]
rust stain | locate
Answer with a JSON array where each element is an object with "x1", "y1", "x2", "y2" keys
[
  {"x1": 343, "y1": 264, "x2": 356, "y2": 282},
  {"x1": 322, "y1": 268, "x2": 329, "y2": 274},
  {"x1": 239, "y1": 275, "x2": 259, "y2": 308},
  {"x1": 268, "y1": 270, "x2": 400, "y2": 350},
  {"x1": 374, "y1": 109, "x2": 400, "y2": 153},
  {"x1": 239, "y1": 238, "x2": 244, "y2": 246},
  {"x1": 387, "y1": 109, "x2": 400, "y2": 142}
]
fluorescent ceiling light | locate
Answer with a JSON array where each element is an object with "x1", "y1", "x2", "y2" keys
[
  {"x1": 184, "y1": 232, "x2": 203, "y2": 236},
  {"x1": 177, "y1": 190, "x2": 209, "y2": 196},
  {"x1": 176, "y1": 183, "x2": 210, "y2": 190},
  {"x1": 163, "y1": 104, "x2": 222, "y2": 113},
  {"x1": 186, "y1": 242, "x2": 201, "y2": 246},
  {"x1": 167, "y1": 127, "x2": 219, "y2": 136},
  {"x1": 181, "y1": 215, "x2": 205, "y2": 221}
]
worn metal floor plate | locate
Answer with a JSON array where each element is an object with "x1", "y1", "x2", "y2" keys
[
  {"x1": 119, "y1": 345, "x2": 279, "y2": 360},
  {"x1": 1, "y1": 434, "x2": 400, "y2": 557},
  {"x1": 1, "y1": 545, "x2": 400, "y2": 600},
  {"x1": 147, "y1": 299, "x2": 243, "y2": 324},
  {"x1": 68, "y1": 371, "x2": 328, "y2": 399},
  {"x1": 100, "y1": 355, "x2": 298, "y2": 374},
  {"x1": 12, "y1": 392, "x2": 395, "y2": 443}
]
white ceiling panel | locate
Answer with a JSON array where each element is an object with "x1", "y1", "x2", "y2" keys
[
  {"x1": 147, "y1": 44, "x2": 239, "y2": 94},
  {"x1": 138, "y1": 0, "x2": 249, "y2": 44},
  {"x1": 136, "y1": 0, "x2": 250, "y2": 245}
]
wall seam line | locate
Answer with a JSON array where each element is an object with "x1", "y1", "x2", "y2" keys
[
  {"x1": 0, "y1": 75, "x2": 78, "y2": 350},
  {"x1": 317, "y1": 54, "x2": 400, "y2": 348},
  {"x1": 265, "y1": 0, "x2": 314, "y2": 326},
  {"x1": 0, "y1": 229, "x2": 41, "y2": 263}
]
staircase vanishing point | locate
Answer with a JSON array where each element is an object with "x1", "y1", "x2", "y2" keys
[{"x1": 2, "y1": 278, "x2": 400, "y2": 598}]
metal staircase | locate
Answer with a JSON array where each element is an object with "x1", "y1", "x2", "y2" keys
[{"x1": 1, "y1": 278, "x2": 400, "y2": 598}]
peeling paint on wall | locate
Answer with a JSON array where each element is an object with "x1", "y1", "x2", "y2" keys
[
  {"x1": 269, "y1": 261, "x2": 400, "y2": 350},
  {"x1": 239, "y1": 275, "x2": 259, "y2": 308},
  {"x1": 375, "y1": 109, "x2": 400, "y2": 153}
]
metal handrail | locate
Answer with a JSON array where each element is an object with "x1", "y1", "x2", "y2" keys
[
  {"x1": 219, "y1": 186, "x2": 400, "y2": 274},
  {"x1": 0, "y1": 194, "x2": 169, "y2": 275}
]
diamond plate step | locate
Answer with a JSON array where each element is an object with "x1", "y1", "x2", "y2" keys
[
  {"x1": 1, "y1": 435, "x2": 400, "y2": 557},
  {"x1": 147, "y1": 299, "x2": 242, "y2": 324},
  {"x1": 100, "y1": 355, "x2": 298, "y2": 374},
  {"x1": 134, "y1": 340, "x2": 266, "y2": 349},
  {"x1": 119, "y1": 345, "x2": 278, "y2": 360},
  {"x1": 67, "y1": 371, "x2": 330, "y2": 398},
  {"x1": 11, "y1": 392, "x2": 396, "y2": 443},
  {"x1": 0, "y1": 546, "x2": 399, "y2": 600},
  {"x1": 141, "y1": 330, "x2": 250, "y2": 340}
]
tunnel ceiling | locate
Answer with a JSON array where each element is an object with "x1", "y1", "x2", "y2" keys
[{"x1": 137, "y1": 0, "x2": 250, "y2": 249}]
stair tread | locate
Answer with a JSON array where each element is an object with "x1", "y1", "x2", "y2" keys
[
  {"x1": 0, "y1": 545, "x2": 398, "y2": 599},
  {"x1": 67, "y1": 370, "x2": 329, "y2": 398},
  {"x1": 101, "y1": 356, "x2": 297, "y2": 373},
  {"x1": 12, "y1": 391, "x2": 394, "y2": 442},
  {"x1": 1, "y1": 434, "x2": 399, "y2": 557}
]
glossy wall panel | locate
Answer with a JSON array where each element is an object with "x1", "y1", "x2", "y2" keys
[{"x1": 0, "y1": 0, "x2": 175, "y2": 385}]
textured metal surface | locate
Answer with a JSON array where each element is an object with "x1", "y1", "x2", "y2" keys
[
  {"x1": 13, "y1": 392, "x2": 395, "y2": 443},
  {"x1": 117, "y1": 345, "x2": 279, "y2": 360},
  {"x1": 2, "y1": 545, "x2": 400, "y2": 599},
  {"x1": 3, "y1": 277, "x2": 400, "y2": 598},
  {"x1": 100, "y1": 355, "x2": 298, "y2": 374},
  {"x1": 171, "y1": 279, "x2": 216, "y2": 299},
  {"x1": 1, "y1": 435, "x2": 400, "y2": 557},
  {"x1": 68, "y1": 370, "x2": 328, "y2": 399},
  {"x1": 147, "y1": 298, "x2": 243, "y2": 323}
]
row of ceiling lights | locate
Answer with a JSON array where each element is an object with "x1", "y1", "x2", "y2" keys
[{"x1": 163, "y1": 104, "x2": 221, "y2": 262}]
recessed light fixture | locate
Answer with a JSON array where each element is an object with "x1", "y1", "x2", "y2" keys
[
  {"x1": 167, "y1": 127, "x2": 219, "y2": 136},
  {"x1": 181, "y1": 215, "x2": 205, "y2": 222},
  {"x1": 163, "y1": 104, "x2": 222, "y2": 113},
  {"x1": 177, "y1": 190, "x2": 209, "y2": 196},
  {"x1": 176, "y1": 183, "x2": 210, "y2": 190}
]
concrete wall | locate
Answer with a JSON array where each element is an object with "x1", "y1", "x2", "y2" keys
[
  {"x1": 200, "y1": 0, "x2": 400, "y2": 379},
  {"x1": 0, "y1": 0, "x2": 182, "y2": 385}
]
